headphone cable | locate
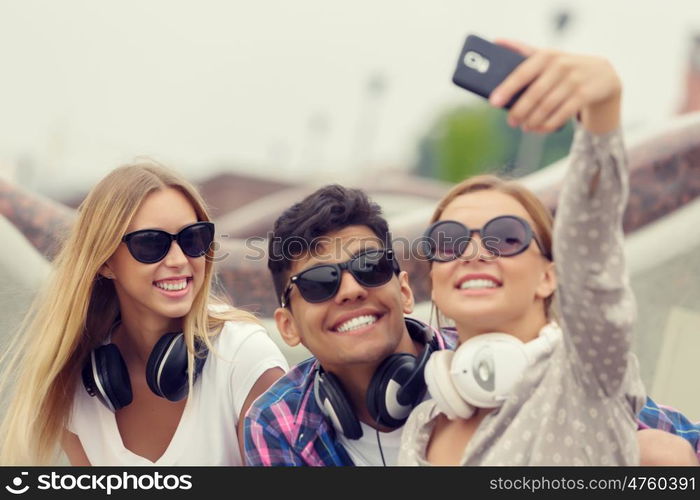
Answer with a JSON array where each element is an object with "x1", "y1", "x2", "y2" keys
[{"x1": 375, "y1": 428, "x2": 387, "y2": 466}]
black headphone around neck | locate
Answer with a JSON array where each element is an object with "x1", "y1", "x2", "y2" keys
[
  {"x1": 313, "y1": 317, "x2": 439, "y2": 440},
  {"x1": 82, "y1": 324, "x2": 208, "y2": 412}
]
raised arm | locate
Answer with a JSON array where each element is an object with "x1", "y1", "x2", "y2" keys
[{"x1": 492, "y1": 42, "x2": 635, "y2": 395}]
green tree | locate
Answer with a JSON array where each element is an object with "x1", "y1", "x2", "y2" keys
[{"x1": 415, "y1": 103, "x2": 573, "y2": 182}]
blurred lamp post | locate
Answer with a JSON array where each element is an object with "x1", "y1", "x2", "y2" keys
[
  {"x1": 299, "y1": 111, "x2": 330, "y2": 175},
  {"x1": 351, "y1": 72, "x2": 387, "y2": 175}
]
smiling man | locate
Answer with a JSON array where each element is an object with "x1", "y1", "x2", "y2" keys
[{"x1": 243, "y1": 185, "x2": 457, "y2": 466}]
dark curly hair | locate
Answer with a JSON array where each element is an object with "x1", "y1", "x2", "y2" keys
[{"x1": 268, "y1": 184, "x2": 392, "y2": 305}]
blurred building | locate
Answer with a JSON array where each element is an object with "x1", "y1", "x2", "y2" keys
[{"x1": 679, "y1": 33, "x2": 700, "y2": 114}]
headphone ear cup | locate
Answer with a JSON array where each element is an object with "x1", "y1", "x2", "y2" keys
[
  {"x1": 424, "y1": 350, "x2": 475, "y2": 420},
  {"x1": 146, "y1": 332, "x2": 189, "y2": 402},
  {"x1": 314, "y1": 369, "x2": 362, "y2": 440},
  {"x1": 367, "y1": 353, "x2": 418, "y2": 429},
  {"x1": 451, "y1": 333, "x2": 530, "y2": 408},
  {"x1": 82, "y1": 344, "x2": 133, "y2": 412}
]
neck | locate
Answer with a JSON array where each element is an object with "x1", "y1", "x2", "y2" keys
[
  {"x1": 454, "y1": 305, "x2": 548, "y2": 345},
  {"x1": 324, "y1": 328, "x2": 421, "y2": 431},
  {"x1": 115, "y1": 312, "x2": 182, "y2": 365}
]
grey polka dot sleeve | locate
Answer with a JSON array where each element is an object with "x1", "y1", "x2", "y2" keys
[{"x1": 554, "y1": 127, "x2": 636, "y2": 397}]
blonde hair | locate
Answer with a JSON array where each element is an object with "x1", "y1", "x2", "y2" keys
[
  {"x1": 430, "y1": 174, "x2": 555, "y2": 316},
  {"x1": 0, "y1": 162, "x2": 258, "y2": 464}
]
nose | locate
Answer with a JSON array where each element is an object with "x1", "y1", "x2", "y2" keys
[
  {"x1": 333, "y1": 270, "x2": 368, "y2": 304},
  {"x1": 162, "y1": 240, "x2": 189, "y2": 268},
  {"x1": 461, "y1": 233, "x2": 491, "y2": 262}
]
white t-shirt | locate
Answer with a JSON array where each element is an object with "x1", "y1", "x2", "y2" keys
[
  {"x1": 337, "y1": 391, "x2": 431, "y2": 466},
  {"x1": 67, "y1": 321, "x2": 288, "y2": 465},
  {"x1": 338, "y1": 422, "x2": 403, "y2": 466}
]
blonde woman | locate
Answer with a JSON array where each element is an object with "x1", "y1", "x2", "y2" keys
[{"x1": 0, "y1": 164, "x2": 287, "y2": 465}]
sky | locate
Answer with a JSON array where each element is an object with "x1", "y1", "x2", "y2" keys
[{"x1": 0, "y1": 0, "x2": 699, "y2": 196}]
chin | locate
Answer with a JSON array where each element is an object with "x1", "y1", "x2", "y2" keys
[
  {"x1": 338, "y1": 340, "x2": 395, "y2": 365},
  {"x1": 447, "y1": 305, "x2": 505, "y2": 328},
  {"x1": 337, "y1": 351, "x2": 389, "y2": 366},
  {"x1": 156, "y1": 303, "x2": 195, "y2": 320}
]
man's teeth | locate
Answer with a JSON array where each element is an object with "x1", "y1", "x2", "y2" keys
[
  {"x1": 459, "y1": 279, "x2": 499, "y2": 290},
  {"x1": 336, "y1": 315, "x2": 378, "y2": 333},
  {"x1": 155, "y1": 279, "x2": 188, "y2": 291}
]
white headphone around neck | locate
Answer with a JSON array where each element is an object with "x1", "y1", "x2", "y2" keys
[{"x1": 424, "y1": 322, "x2": 562, "y2": 420}]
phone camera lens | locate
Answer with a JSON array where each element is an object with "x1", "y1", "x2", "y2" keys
[{"x1": 464, "y1": 51, "x2": 489, "y2": 73}]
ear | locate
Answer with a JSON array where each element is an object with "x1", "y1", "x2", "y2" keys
[
  {"x1": 397, "y1": 271, "x2": 415, "y2": 315},
  {"x1": 274, "y1": 307, "x2": 302, "y2": 347},
  {"x1": 535, "y1": 260, "x2": 557, "y2": 300},
  {"x1": 99, "y1": 262, "x2": 115, "y2": 280}
]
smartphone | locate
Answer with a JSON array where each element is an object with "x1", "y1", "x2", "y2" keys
[{"x1": 452, "y1": 35, "x2": 527, "y2": 109}]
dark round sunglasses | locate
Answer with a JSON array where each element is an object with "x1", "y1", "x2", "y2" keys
[
  {"x1": 280, "y1": 248, "x2": 399, "y2": 307},
  {"x1": 421, "y1": 215, "x2": 551, "y2": 262},
  {"x1": 121, "y1": 221, "x2": 215, "y2": 264}
]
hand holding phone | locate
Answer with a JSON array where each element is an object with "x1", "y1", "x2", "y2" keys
[
  {"x1": 452, "y1": 35, "x2": 527, "y2": 110},
  {"x1": 452, "y1": 35, "x2": 623, "y2": 134}
]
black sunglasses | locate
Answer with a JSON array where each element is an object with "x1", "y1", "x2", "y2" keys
[
  {"x1": 280, "y1": 248, "x2": 399, "y2": 307},
  {"x1": 421, "y1": 215, "x2": 550, "y2": 262},
  {"x1": 122, "y1": 221, "x2": 215, "y2": 264}
]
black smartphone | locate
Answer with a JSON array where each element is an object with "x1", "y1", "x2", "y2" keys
[{"x1": 452, "y1": 35, "x2": 527, "y2": 109}]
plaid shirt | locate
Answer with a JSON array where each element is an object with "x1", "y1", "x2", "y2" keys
[
  {"x1": 243, "y1": 320, "x2": 457, "y2": 466},
  {"x1": 638, "y1": 397, "x2": 700, "y2": 460}
]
